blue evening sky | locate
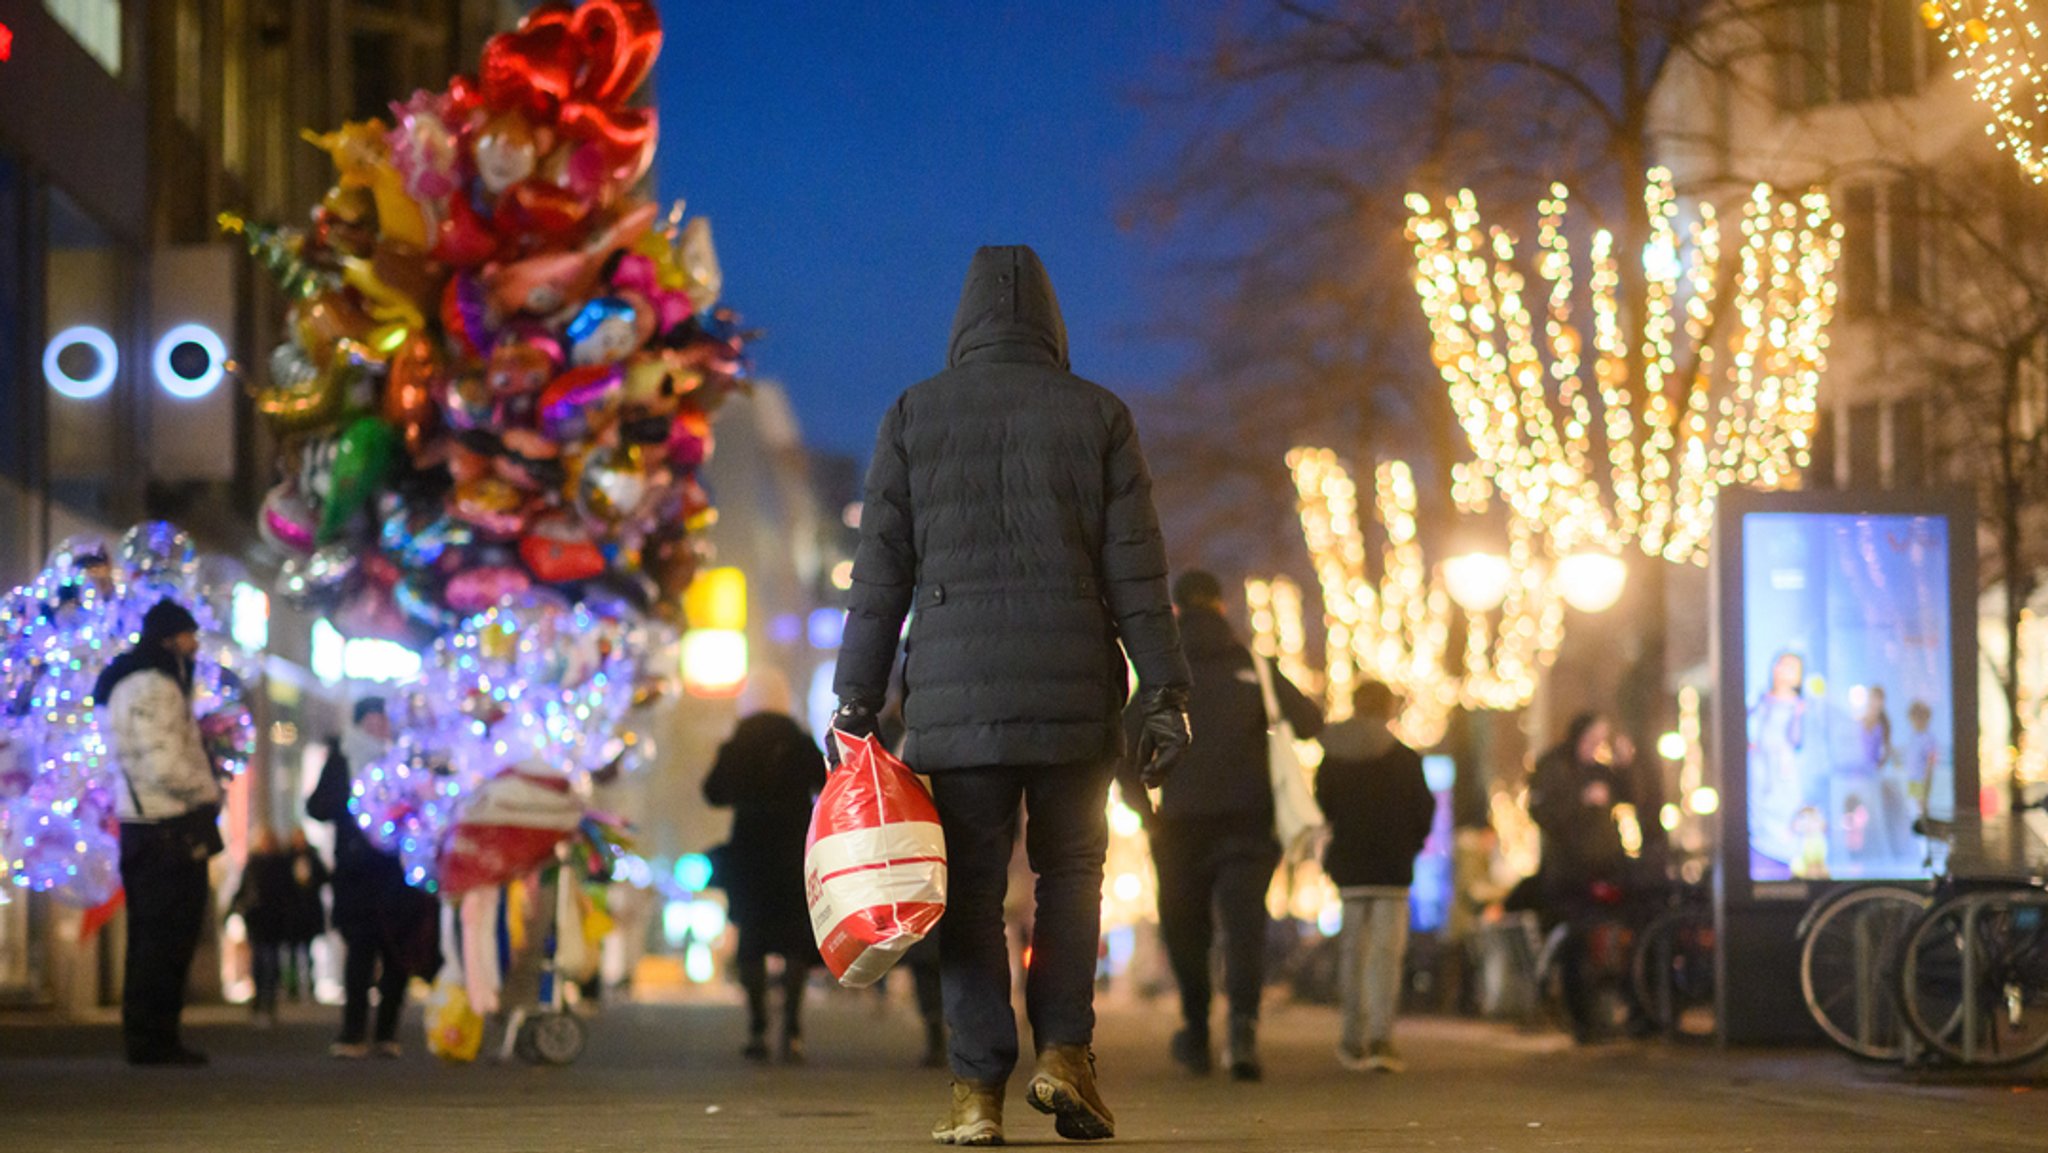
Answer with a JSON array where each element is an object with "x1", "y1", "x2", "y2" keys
[{"x1": 653, "y1": 2, "x2": 1216, "y2": 460}]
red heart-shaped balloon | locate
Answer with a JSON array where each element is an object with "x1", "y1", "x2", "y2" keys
[
  {"x1": 479, "y1": 3, "x2": 576, "y2": 116},
  {"x1": 557, "y1": 101, "x2": 657, "y2": 185},
  {"x1": 479, "y1": 0, "x2": 661, "y2": 122}
]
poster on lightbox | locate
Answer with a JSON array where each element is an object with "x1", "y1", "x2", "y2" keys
[{"x1": 1742, "y1": 512, "x2": 1955, "y2": 882}]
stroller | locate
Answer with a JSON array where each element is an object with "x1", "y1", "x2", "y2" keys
[{"x1": 500, "y1": 862, "x2": 593, "y2": 1066}]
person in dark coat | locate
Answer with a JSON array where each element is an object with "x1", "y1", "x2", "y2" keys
[
  {"x1": 1117, "y1": 570, "x2": 1322, "y2": 1082},
  {"x1": 832, "y1": 245, "x2": 1192, "y2": 1146},
  {"x1": 702, "y1": 708, "x2": 827, "y2": 1064},
  {"x1": 95, "y1": 597, "x2": 222, "y2": 1066},
  {"x1": 1526, "y1": 711, "x2": 1655, "y2": 1041},
  {"x1": 280, "y1": 826, "x2": 330, "y2": 1000},
  {"x1": 1314, "y1": 682, "x2": 1436, "y2": 1073},
  {"x1": 231, "y1": 826, "x2": 294, "y2": 1025},
  {"x1": 307, "y1": 697, "x2": 433, "y2": 1058}
]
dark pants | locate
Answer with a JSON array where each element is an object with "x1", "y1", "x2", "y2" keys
[
  {"x1": 340, "y1": 926, "x2": 409, "y2": 1044},
  {"x1": 1150, "y1": 817, "x2": 1280, "y2": 1030},
  {"x1": 250, "y1": 938, "x2": 283, "y2": 1015},
  {"x1": 735, "y1": 928, "x2": 810, "y2": 1041},
  {"x1": 119, "y1": 824, "x2": 211, "y2": 1061},
  {"x1": 929, "y1": 761, "x2": 1113, "y2": 1084}
]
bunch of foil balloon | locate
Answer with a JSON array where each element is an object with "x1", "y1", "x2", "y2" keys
[
  {"x1": 228, "y1": 1, "x2": 721, "y2": 891},
  {"x1": 227, "y1": 0, "x2": 743, "y2": 642}
]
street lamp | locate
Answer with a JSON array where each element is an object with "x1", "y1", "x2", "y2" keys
[
  {"x1": 1442, "y1": 551, "x2": 1513, "y2": 614},
  {"x1": 1555, "y1": 551, "x2": 1628, "y2": 614}
]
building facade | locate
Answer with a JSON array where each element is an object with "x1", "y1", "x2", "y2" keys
[{"x1": 1648, "y1": 0, "x2": 2048, "y2": 795}]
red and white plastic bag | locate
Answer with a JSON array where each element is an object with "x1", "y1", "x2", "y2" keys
[{"x1": 804, "y1": 732, "x2": 947, "y2": 987}]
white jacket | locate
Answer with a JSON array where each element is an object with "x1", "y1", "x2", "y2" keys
[{"x1": 103, "y1": 670, "x2": 222, "y2": 821}]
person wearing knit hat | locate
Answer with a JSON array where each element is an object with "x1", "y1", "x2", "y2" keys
[{"x1": 94, "y1": 597, "x2": 222, "y2": 1067}]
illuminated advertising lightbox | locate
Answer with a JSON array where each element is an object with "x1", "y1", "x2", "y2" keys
[{"x1": 1716, "y1": 491, "x2": 1977, "y2": 896}]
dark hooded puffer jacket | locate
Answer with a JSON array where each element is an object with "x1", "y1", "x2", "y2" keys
[{"x1": 834, "y1": 246, "x2": 1191, "y2": 771}]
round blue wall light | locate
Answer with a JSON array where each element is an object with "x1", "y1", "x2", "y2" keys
[
  {"x1": 153, "y1": 323, "x2": 227, "y2": 399},
  {"x1": 43, "y1": 325, "x2": 118, "y2": 399}
]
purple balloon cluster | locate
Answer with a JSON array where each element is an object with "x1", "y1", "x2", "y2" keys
[
  {"x1": 347, "y1": 593, "x2": 665, "y2": 890},
  {"x1": 0, "y1": 524, "x2": 256, "y2": 907}
]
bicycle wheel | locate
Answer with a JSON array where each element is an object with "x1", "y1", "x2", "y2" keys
[
  {"x1": 1899, "y1": 890, "x2": 2048, "y2": 1068},
  {"x1": 1798, "y1": 885, "x2": 1930, "y2": 1060},
  {"x1": 1631, "y1": 907, "x2": 1715, "y2": 1038}
]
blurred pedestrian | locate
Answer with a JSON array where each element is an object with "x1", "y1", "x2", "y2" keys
[
  {"x1": 281, "y1": 827, "x2": 329, "y2": 1001},
  {"x1": 96, "y1": 598, "x2": 224, "y2": 1067},
  {"x1": 1315, "y1": 682, "x2": 1434, "y2": 1073},
  {"x1": 231, "y1": 827, "x2": 293, "y2": 1026},
  {"x1": 1119, "y1": 569, "x2": 1322, "y2": 1081},
  {"x1": 703, "y1": 680, "x2": 827, "y2": 1065},
  {"x1": 1527, "y1": 712, "x2": 1651, "y2": 1042},
  {"x1": 831, "y1": 245, "x2": 1190, "y2": 1144},
  {"x1": 309, "y1": 697, "x2": 433, "y2": 1058}
]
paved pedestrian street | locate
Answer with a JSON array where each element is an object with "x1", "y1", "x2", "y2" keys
[{"x1": 4, "y1": 992, "x2": 2044, "y2": 1152}]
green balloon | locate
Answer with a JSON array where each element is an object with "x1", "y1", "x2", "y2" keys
[{"x1": 318, "y1": 416, "x2": 401, "y2": 542}]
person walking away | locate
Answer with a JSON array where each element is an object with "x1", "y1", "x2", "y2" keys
[
  {"x1": 1117, "y1": 569, "x2": 1322, "y2": 1081},
  {"x1": 231, "y1": 827, "x2": 293, "y2": 1025},
  {"x1": 1314, "y1": 682, "x2": 1435, "y2": 1072},
  {"x1": 308, "y1": 698, "x2": 424, "y2": 1057},
  {"x1": 702, "y1": 700, "x2": 827, "y2": 1064},
  {"x1": 831, "y1": 244, "x2": 1191, "y2": 1145},
  {"x1": 96, "y1": 598, "x2": 224, "y2": 1066},
  {"x1": 281, "y1": 826, "x2": 329, "y2": 1000},
  {"x1": 1527, "y1": 712, "x2": 1648, "y2": 1042}
]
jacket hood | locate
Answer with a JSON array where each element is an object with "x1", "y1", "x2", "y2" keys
[
  {"x1": 948, "y1": 245, "x2": 1070, "y2": 370},
  {"x1": 92, "y1": 641, "x2": 191, "y2": 706},
  {"x1": 1321, "y1": 716, "x2": 1399, "y2": 762}
]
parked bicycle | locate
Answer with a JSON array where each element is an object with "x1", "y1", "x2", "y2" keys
[
  {"x1": 1797, "y1": 791, "x2": 2048, "y2": 1067},
  {"x1": 1629, "y1": 871, "x2": 1715, "y2": 1039}
]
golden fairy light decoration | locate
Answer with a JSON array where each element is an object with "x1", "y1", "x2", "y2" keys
[
  {"x1": 1404, "y1": 169, "x2": 1842, "y2": 565},
  {"x1": 1926, "y1": 2, "x2": 2048, "y2": 182},
  {"x1": 1254, "y1": 449, "x2": 1564, "y2": 748}
]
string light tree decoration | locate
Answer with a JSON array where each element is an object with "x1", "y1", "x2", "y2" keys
[
  {"x1": 1403, "y1": 169, "x2": 1843, "y2": 572},
  {"x1": 1925, "y1": 3, "x2": 2048, "y2": 182},
  {"x1": 1254, "y1": 449, "x2": 1566, "y2": 749}
]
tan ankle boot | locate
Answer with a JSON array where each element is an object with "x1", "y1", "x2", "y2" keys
[
  {"x1": 932, "y1": 1079, "x2": 1005, "y2": 1146},
  {"x1": 1028, "y1": 1044, "x2": 1115, "y2": 1141}
]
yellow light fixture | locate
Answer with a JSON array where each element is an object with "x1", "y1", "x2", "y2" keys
[
  {"x1": 1443, "y1": 551, "x2": 1514, "y2": 614},
  {"x1": 1554, "y1": 551, "x2": 1629, "y2": 614},
  {"x1": 683, "y1": 567, "x2": 747, "y2": 631},
  {"x1": 681, "y1": 629, "x2": 748, "y2": 698}
]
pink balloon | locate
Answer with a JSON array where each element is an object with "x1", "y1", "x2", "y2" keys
[{"x1": 446, "y1": 566, "x2": 533, "y2": 614}]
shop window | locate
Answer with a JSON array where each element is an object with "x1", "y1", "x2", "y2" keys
[
  {"x1": 1808, "y1": 408, "x2": 1838, "y2": 490},
  {"x1": 173, "y1": 0, "x2": 203, "y2": 132},
  {"x1": 40, "y1": 0, "x2": 122, "y2": 76},
  {"x1": 43, "y1": 186, "x2": 126, "y2": 524},
  {"x1": 1847, "y1": 400, "x2": 1884, "y2": 488},
  {"x1": 0, "y1": 157, "x2": 24, "y2": 490},
  {"x1": 350, "y1": 31, "x2": 399, "y2": 122},
  {"x1": 1839, "y1": 184, "x2": 1878, "y2": 316},
  {"x1": 1784, "y1": 0, "x2": 1928, "y2": 109},
  {"x1": 1835, "y1": 177, "x2": 1924, "y2": 316},
  {"x1": 1891, "y1": 397, "x2": 1926, "y2": 488},
  {"x1": 221, "y1": 0, "x2": 248, "y2": 177}
]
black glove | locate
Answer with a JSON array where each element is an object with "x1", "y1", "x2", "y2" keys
[
  {"x1": 826, "y1": 698, "x2": 881, "y2": 767},
  {"x1": 1133, "y1": 686, "x2": 1191, "y2": 789}
]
